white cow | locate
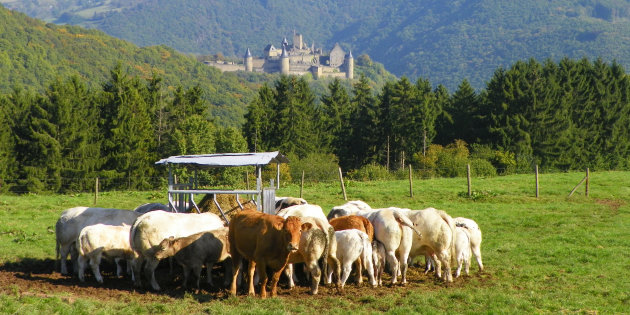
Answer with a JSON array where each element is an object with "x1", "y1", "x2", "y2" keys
[
  {"x1": 76, "y1": 224, "x2": 134, "y2": 283},
  {"x1": 454, "y1": 226, "x2": 472, "y2": 278},
  {"x1": 403, "y1": 207, "x2": 457, "y2": 283},
  {"x1": 133, "y1": 203, "x2": 172, "y2": 214},
  {"x1": 454, "y1": 217, "x2": 483, "y2": 272},
  {"x1": 277, "y1": 205, "x2": 341, "y2": 293},
  {"x1": 353, "y1": 207, "x2": 421, "y2": 285},
  {"x1": 274, "y1": 196, "x2": 308, "y2": 212},
  {"x1": 327, "y1": 200, "x2": 372, "y2": 220},
  {"x1": 130, "y1": 211, "x2": 225, "y2": 291},
  {"x1": 327, "y1": 229, "x2": 376, "y2": 289},
  {"x1": 55, "y1": 207, "x2": 140, "y2": 275}
]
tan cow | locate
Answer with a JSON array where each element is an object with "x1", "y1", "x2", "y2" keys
[
  {"x1": 154, "y1": 227, "x2": 231, "y2": 291},
  {"x1": 229, "y1": 210, "x2": 305, "y2": 298}
]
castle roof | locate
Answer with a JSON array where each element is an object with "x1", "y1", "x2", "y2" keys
[
  {"x1": 264, "y1": 44, "x2": 277, "y2": 52},
  {"x1": 244, "y1": 48, "x2": 252, "y2": 58},
  {"x1": 281, "y1": 45, "x2": 289, "y2": 58},
  {"x1": 347, "y1": 50, "x2": 353, "y2": 59}
]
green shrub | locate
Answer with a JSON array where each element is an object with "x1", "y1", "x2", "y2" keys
[
  {"x1": 288, "y1": 152, "x2": 339, "y2": 182},
  {"x1": 347, "y1": 163, "x2": 394, "y2": 181},
  {"x1": 470, "y1": 158, "x2": 497, "y2": 177}
]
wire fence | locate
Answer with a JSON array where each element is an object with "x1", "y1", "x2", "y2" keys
[{"x1": 0, "y1": 164, "x2": 597, "y2": 197}]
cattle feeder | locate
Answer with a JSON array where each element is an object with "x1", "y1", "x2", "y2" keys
[{"x1": 155, "y1": 152, "x2": 289, "y2": 223}]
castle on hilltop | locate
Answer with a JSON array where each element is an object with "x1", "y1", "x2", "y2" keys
[{"x1": 206, "y1": 31, "x2": 354, "y2": 80}]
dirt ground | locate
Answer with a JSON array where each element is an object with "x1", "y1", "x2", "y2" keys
[{"x1": 0, "y1": 258, "x2": 484, "y2": 304}]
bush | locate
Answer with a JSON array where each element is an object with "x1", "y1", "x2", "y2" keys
[
  {"x1": 288, "y1": 152, "x2": 339, "y2": 182},
  {"x1": 469, "y1": 158, "x2": 497, "y2": 177},
  {"x1": 347, "y1": 163, "x2": 394, "y2": 181}
]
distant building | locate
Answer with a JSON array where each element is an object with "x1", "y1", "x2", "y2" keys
[{"x1": 206, "y1": 31, "x2": 354, "y2": 79}]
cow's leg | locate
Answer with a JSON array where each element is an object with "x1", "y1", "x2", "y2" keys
[
  {"x1": 305, "y1": 260, "x2": 321, "y2": 295},
  {"x1": 340, "y1": 261, "x2": 352, "y2": 289},
  {"x1": 472, "y1": 243, "x2": 483, "y2": 271},
  {"x1": 222, "y1": 259, "x2": 233, "y2": 288},
  {"x1": 455, "y1": 255, "x2": 463, "y2": 278},
  {"x1": 181, "y1": 265, "x2": 191, "y2": 290},
  {"x1": 59, "y1": 244, "x2": 70, "y2": 275},
  {"x1": 437, "y1": 249, "x2": 453, "y2": 283},
  {"x1": 464, "y1": 255, "x2": 471, "y2": 276},
  {"x1": 431, "y1": 253, "x2": 441, "y2": 279},
  {"x1": 70, "y1": 244, "x2": 79, "y2": 275},
  {"x1": 132, "y1": 255, "x2": 144, "y2": 287},
  {"x1": 284, "y1": 263, "x2": 295, "y2": 289},
  {"x1": 77, "y1": 255, "x2": 87, "y2": 282},
  {"x1": 385, "y1": 250, "x2": 399, "y2": 284},
  {"x1": 255, "y1": 261, "x2": 267, "y2": 298},
  {"x1": 206, "y1": 262, "x2": 215, "y2": 287},
  {"x1": 327, "y1": 254, "x2": 341, "y2": 291},
  {"x1": 114, "y1": 258, "x2": 124, "y2": 277},
  {"x1": 192, "y1": 265, "x2": 203, "y2": 292},
  {"x1": 269, "y1": 266, "x2": 284, "y2": 298},
  {"x1": 247, "y1": 260, "x2": 258, "y2": 297},
  {"x1": 354, "y1": 257, "x2": 363, "y2": 284},
  {"x1": 230, "y1": 256, "x2": 242, "y2": 296},
  {"x1": 398, "y1": 229, "x2": 413, "y2": 285},
  {"x1": 90, "y1": 253, "x2": 103, "y2": 284},
  {"x1": 145, "y1": 258, "x2": 161, "y2": 291}
]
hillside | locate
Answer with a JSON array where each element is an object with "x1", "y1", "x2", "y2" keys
[
  {"x1": 5, "y1": 0, "x2": 630, "y2": 90},
  {"x1": 0, "y1": 5, "x2": 261, "y2": 126}
]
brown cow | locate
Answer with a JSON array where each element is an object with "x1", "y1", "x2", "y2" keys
[
  {"x1": 329, "y1": 215, "x2": 375, "y2": 284},
  {"x1": 329, "y1": 215, "x2": 374, "y2": 241},
  {"x1": 229, "y1": 210, "x2": 307, "y2": 298}
]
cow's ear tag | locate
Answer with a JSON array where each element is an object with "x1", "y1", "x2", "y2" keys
[{"x1": 301, "y1": 222, "x2": 313, "y2": 231}]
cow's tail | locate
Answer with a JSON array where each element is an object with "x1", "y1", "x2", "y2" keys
[
  {"x1": 437, "y1": 210, "x2": 457, "y2": 259},
  {"x1": 393, "y1": 210, "x2": 422, "y2": 238},
  {"x1": 363, "y1": 217, "x2": 375, "y2": 242},
  {"x1": 54, "y1": 219, "x2": 62, "y2": 270},
  {"x1": 321, "y1": 225, "x2": 334, "y2": 284}
]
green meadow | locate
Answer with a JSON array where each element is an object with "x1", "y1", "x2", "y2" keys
[{"x1": 0, "y1": 171, "x2": 629, "y2": 314}]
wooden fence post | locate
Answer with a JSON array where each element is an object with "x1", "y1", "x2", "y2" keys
[
  {"x1": 535, "y1": 165, "x2": 539, "y2": 198},
  {"x1": 338, "y1": 167, "x2": 347, "y2": 201},
  {"x1": 300, "y1": 170, "x2": 305, "y2": 199},
  {"x1": 467, "y1": 164, "x2": 472, "y2": 197},
  {"x1": 585, "y1": 168, "x2": 590, "y2": 197},
  {"x1": 409, "y1": 165, "x2": 413, "y2": 198},
  {"x1": 568, "y1": 176, "x2": 587, "y2": 197},
  {"x1": 94, "y1": 177, "x2": 99, "y2": 205},
  {"x1": 276, "y1": 163, "x2": 280, "y2": 189}
]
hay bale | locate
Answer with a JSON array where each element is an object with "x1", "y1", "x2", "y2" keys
[{"x1": 194, "y1": 194, "x2": 256, "y2": 221}]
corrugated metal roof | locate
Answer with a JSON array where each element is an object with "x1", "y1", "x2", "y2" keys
[{"x1": 155, "y1": 152, "x2": 289, "y2": 168}]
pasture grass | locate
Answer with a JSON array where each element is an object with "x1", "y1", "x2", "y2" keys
[{"x1": 1, "y1": 171, "x2": 629, "y2": 313}]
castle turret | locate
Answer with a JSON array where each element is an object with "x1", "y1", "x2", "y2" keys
[
  {"x1": 280, "y1": 46, "x2": 290, "y2": 75},
  {"x1": 244, "y1": 48, "x2": 253, "y2": 72},
  {"x1": 346, "y1": 50, "x2": 354, "y2": 79}
]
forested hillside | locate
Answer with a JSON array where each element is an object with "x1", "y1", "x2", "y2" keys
[
  {"x1": 6, "y1": 0, "x2": 630, "y2": 90},
  {"x1": 0, "y1": 5, "x2": 260, "y2": 126}
]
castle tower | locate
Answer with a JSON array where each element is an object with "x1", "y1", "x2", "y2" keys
[
  {"x1": 346, "y1": 50, "x2": 354, "y2": 79},
  {"x1": 293, "y1": 32, "x2": 303, "y2": 50},
  {"x1": 280, "y1": 46, "x2": 290, "y2": 75},
  {"x1": 244, "y1": 48, "x2": 253, "y2": 72}
]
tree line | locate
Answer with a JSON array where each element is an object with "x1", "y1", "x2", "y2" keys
[
  {"x1": 1, "y1": 57, "x2": 629, "y2": 194},
  {"x1": 244, "y1": 57, "x2": 630, "y2": 174},
  {"x1": 0, "y1": 64, "x2": 247, "y2": 193}
]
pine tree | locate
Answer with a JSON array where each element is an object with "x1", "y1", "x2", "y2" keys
[
  {"x1": 320, "y1": 78, "x2": 351, "y2": 154},
  {"x1": 342, "y1": 74, "x2": 379, "y2": 170},
  {"x1": 243, "y1": 83, "x2": 274, "y2": 152}
]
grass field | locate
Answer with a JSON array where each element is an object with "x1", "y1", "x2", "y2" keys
[{"x1": 0, "y1": 171, "x2": 629, "y2": 314}]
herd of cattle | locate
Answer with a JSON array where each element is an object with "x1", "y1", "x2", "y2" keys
[{"x1": 55, "y1": 198, "x2": 483, "y2": 298}]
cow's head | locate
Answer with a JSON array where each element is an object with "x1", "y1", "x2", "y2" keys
[
  {"x1": 154, "y1": 236, "x2": 176, "y2": 260},
  {"x1": 275, "y1": 216, "x2": 307, "y2": 252}
]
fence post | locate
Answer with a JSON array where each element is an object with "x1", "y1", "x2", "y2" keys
[
  {"x1": 94, "y1": 177, "x2": 99, "y2": 205},
  {"x1": 300, "y1": 170, "x2": 305, "y2": 199},
  {"x1": 408, "y1": 165, "x2": 413, "y2": 198},
  {"x1": 467, "y1": 164, "x2": 472, "y2": 197},
  {"x1": 535, "y1": 165, "x2": 539, "y2": 198},
  {"x1": 276, "y1": 163, "x2": 280, "y2": 189},
  {"x1": 585, "y1": 168, "x2": 590, "y2": 197},
  {"x1": 338, "y1": 167, "x2": 347, "y2": 201}
]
